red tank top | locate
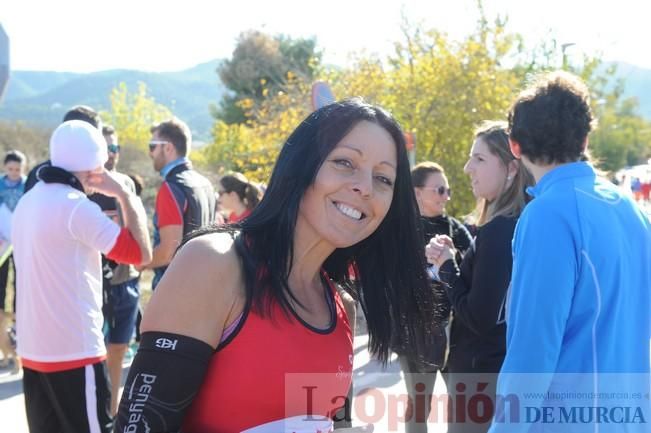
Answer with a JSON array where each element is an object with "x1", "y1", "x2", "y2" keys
[{"x1": 182, "y1": 274, "x2": 353, "y2": 433}]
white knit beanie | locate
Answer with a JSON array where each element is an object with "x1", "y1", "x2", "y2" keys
[{"x1": 50, "y1": 120, "x2": 108, "y2": 172}]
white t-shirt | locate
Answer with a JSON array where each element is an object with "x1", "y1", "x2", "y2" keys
[{"x1": 12, "y1": 182, "x2": 120, "y2": 363}]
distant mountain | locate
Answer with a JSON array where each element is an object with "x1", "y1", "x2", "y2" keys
[
  {"x1": 3, "y1": 71, "x2": 82, "y2": 100},
  {"x1": 1, "y1": 60, "x2": 650, "y2": 140},
  {"x1": 605, "y1": 62, "x2": 651, "y2": 119},
  {"x1": 0, "y1": 59, "x2": 226, "y2": 140}
]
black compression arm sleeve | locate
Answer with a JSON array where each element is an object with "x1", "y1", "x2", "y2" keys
[{"x1": 113, "y1": 331, "x2": 214, "y2": 433}]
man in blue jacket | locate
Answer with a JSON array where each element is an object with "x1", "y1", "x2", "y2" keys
[{"x1": 489, "y1": 71, "x2": 651, "y2": 432}]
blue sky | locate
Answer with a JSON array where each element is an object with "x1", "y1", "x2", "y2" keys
[{"x1": 1, "y1": 0, "x2": 650, "y2": 72}]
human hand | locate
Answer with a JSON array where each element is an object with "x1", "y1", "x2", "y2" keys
[
  {"x1": 87, "y1": 170, "x2": 128, "y2": 198},
  {"x1": 435, "y1": 234, "x2": 455, "y2": 249},
  {"x1": 425, "y1": 235, "x2": 456, "y2": 266}
]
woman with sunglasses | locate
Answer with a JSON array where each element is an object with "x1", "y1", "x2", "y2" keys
[
  {"x1": 217, "y1": 172, "x2": 262, "y2": 223},
  {"x1": 397, "y1": 161, "x2": 473, "y2": 433},
  {"x1": 412, "y1": 162, "x2": 473, "y2": 263},
  {"x1": 426, "y1": 121, "x2": 534, "y2": 433}
]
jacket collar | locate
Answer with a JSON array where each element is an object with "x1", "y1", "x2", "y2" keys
[
  {"x1": 161, "y1": 157, "x2": 191, "y2": 178},
  {"x1": 526, "y1": 161, "x2": 596, "y2": 198}
]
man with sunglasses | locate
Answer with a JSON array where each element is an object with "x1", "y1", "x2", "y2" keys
[
  {"x1": 139, "y1": 117, "x2": 215, "y2": 289},
  {"x1": 88, "y1": 125, "x2": 142, "y2": 416}
]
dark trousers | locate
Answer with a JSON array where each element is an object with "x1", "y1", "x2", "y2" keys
[
  {"x1": 23, "y1": 362, "x2": 113, "y2": 433},
  {"x1": 399, "y1": 355, "x2": 439, "y2": 433},
  {"x1": 442, "y1": 370, "x2": 499, "y2": 433}
]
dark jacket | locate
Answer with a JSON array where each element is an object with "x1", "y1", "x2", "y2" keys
[
  {"x1": 394, "y1": 214, "x2": 474, "y2": 371},
  {"x1": 152, "y1": 162, "x2": 215, "y2": 286},
  {"x1": 420, "y1": 214, "x2": 473, "y2": 258},
  {"x1": 439, "y1": 215, "x2": 516, "y2": 373},
  {"x1": 164, "y1": 162, "x2": 216, "y2": 237}
]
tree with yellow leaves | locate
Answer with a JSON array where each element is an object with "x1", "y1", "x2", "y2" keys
[
  {"x1": 198, "y1": 72, "x2": 311, "y2": 183},
  {"x1": 101, "y1": 82, "x2": 172, "y2": 154},
  {"x1": 200, "y1": 7, "x2": 650, "y2": 216},
  {"x1": 325, "y1": 13, "x2": 523, "y2": 216}
]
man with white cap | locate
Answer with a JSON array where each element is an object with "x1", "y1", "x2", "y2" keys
[{"x1": 11, "y1": 120, "x2": 152, "y2": 433}]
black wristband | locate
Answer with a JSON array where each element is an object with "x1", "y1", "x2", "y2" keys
[{"x1": 114, "y1": 331, "x2": 214, "y2": 433}]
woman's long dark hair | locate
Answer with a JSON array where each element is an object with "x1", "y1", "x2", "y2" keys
[{"x1": 185, "y1": 98, "x2": 431, "y2": 363}]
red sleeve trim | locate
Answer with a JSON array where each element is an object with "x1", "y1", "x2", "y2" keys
[
  {"x1": 22, "y1": 355, "x2": 106, "y2": 373},
  {"x1": 106, "y1": 228, "x2": 142, "y2": 265},
  {"x1": 156, "y1": 182, "x2": 184, "y2": 228}
]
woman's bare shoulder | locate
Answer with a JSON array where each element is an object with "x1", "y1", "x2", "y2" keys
[
  {"x1": 182, "y1": 231, "x2": 240, "y2": 262},
  {"x1": 141, "y1": 231, "x2": 245, "y2": 347}
]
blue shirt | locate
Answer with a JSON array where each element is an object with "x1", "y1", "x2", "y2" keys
[
  {"x1": 489, "y1": 162, "x2": 651, "y2": 432},
  {"x1": 160, "y1": 157, "x2": 190, "y2": 178},
  {"x1": 0, "y1": 175, "x2": 26, "y2": 212}
]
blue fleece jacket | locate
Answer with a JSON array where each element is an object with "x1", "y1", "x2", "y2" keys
[{"x1": 489, "y1": 162, "x2": 651, "y2": 432}]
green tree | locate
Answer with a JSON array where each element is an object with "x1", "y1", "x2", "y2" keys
[
  {"x1": 203, "y1": 3, "x2": 651, "y2": 214},
  {"x1": 327, "y1": 12, "x2": 522, "y2": 216},
  {"x1": 516, "y1": 37, "x2": 651, "y2": 173},
  {"x1": 100, "y1": 82, "x2": 173, "y2": 205},
  {"x1": 591, "y1": 97, "x2": 651, "y2": 171},
  {"x1": 215, "y1": 30, "x2": 321, "y2": 124},
  {"x1": 198, "y1": 73, "x2": 311, "y2": 182},
  {"x1": 101, "y1": 82, "x2": 172, "y2": 154}
]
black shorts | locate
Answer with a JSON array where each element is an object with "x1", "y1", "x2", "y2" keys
[{"x1": 23, "y1": 361, "x2": 112, "y2": 433}]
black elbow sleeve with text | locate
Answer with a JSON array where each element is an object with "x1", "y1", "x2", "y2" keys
[{"x1": 113, "y1": 331, "x2": 214, "y2": 433}]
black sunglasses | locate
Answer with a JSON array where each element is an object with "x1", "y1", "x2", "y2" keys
[
  {"x1": 437, "y1": 186, "x2": 451, "y2": 196},
  {"x1": 148, "y1": 140, "x2": 168, "y2": 151},
  {"x1": 422, "y1": 185, "x2": 451, "y2": 196}
]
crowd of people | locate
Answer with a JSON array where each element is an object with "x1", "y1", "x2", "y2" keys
[
  {"x1": 0, "y1": 70, "x2": 649, "y2": 433},
  {"x1": 617, "y1": 168, "x2": 651, "y2": 208}
]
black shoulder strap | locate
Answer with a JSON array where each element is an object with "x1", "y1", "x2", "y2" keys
[{"x1": 37, "y1": 166, "x2": 85, "y2": 193}]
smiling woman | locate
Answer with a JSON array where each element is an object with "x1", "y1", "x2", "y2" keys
[
  {"x1": 114, "y1": 98, "x2": 434, "y2": 433},
  {"x1": 298, "y1": 120, "x2": 397, "y2": 249}
]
